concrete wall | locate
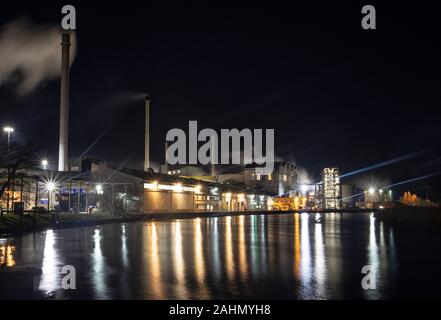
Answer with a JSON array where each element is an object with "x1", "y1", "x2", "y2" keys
[{"x1": 144, "y1": 190, "x2": 194, "y2": 212}]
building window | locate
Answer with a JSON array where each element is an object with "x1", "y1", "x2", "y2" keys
[
  {"x1": 256, "y1": 174, "x2": 261, "y2": 181},
  {"x1": 283, "y1": 174, "x2": 287, "y2": 182},
  {"x1": 268, "y1": 174, "x2": 272, "y2": 181}
]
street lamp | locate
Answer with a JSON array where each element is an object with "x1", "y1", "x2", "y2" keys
[
  {"x1": 3, "y1": 126, "x2": 14, "y2": 154},
  {"x1": 42, "y1": 159, "x2": 48, "y2": 170},
  {"x1": 3, "y1": 126, "x2": 14, "y2": 213},
  {"x1": 368, "y1": 188, "x2": 375, "y2": 195}
]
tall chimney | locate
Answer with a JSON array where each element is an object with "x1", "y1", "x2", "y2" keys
[
  {"x1": 211, "y1": 137, "x2": 217, "y2": 180},
  {"x1": 144, "y1": 95, "x2": 151, "y2": 171},
  {"x1": 164, "y1": 141, "x2": 169, "y2": 173},
  {"x1": 58, "y1": 32, "x2": 71, "y2": 172}
]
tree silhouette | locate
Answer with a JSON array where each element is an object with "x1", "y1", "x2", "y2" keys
[{"x1": 0, "y1": 139, "x2": 37, "y2": 201}]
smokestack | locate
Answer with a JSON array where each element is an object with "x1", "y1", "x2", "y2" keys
[
  {"x1": 144, "y1": 95, "x2": 151, "y2": 171},
  {"x1": 211, "y1": 138, "x2": 217, "y2": 180},
  {"x1": 164, "y1": 141, "x2": 169, "y2": 173},
  {"x1": 58, "y1": 32, "x2": 71, "y2": 172}
]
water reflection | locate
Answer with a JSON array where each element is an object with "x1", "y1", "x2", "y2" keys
[
  {"x1": 173, "y1": 221, "x2": 188, "y2": 299},
  {"x1": 293, "y1": 214, "x2": 301, "y2": 279},
  {"x1": 314, "y1": 220, "x2": 327, "y2": 298},
  {"x1": 39, "y1": 230, "x2": 62, "y2": 294},
  {"x1": 146, "y1": 222, "x2": 163, "y2": 299},
  {"x1": 194, "y1": 218, "x2": 209, "y2": 298},
  {"x1": 194, "y1": 219, "x2": 205, "y2": 284},
  {"x1": 1, "y1": 213, "x2": 423, "y2": 300},
  {"x1": 211, "y1": 217, "x2": 221, "y2": 280},
  {"x1": 368, "y1": 214, "x2": 379, "y2": 293},
  {"x1": 92, "y1": 228, "x2": 110, "y2": 299},
  {"x1": 121, "y1": 224, "x2": 128, "y2": 267},
  {"x1": 238, "y1": 215, "x2": 248, "y2": 281},
  {"x1": 250, "y1": 215, "x2": 258, "y2": 278},
  {"x1": 224, "y1": 216, "x2": 234, "y2": 281},
  {"x1": 299, "y1": 213, "x2": 312, "y2": 298},
  {"x1": 0, "y1": 242, "x2": 16, "y2": 267}
]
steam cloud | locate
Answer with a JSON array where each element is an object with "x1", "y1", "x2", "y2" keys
[
  {"x1": 297, "y1": 166, "x2": 312, "y2": 184},
  {"x1": 0, "y1": 18, "x2": 76, "y2": 94}
]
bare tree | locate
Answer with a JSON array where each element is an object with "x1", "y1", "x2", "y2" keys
[{"x1": 0, "y1": 139, "x2": 37, "y2": 200}]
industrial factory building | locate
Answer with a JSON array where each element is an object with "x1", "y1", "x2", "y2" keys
[
  {"x1": 1, "y1": 159, "x2": 272, "y2": 215},
  {"x1": 165, "y1": 161, "x2": 298, "y2": 197},
  {"x1": 317, "y1": 168, "x2": 342, "y2": 209},
  {"x1": 244, "y1": 162, "x2": 297, "y2": 196},
  {"x1": 0, "y1": 29, "x2": 339, "y2": 215}
]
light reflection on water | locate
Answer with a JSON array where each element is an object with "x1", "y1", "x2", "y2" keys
[
  {"x1": 173, "y1": 221, "x2": 188, "y2": 299},
  {"x1": 0, "y1": 243, "x2": 16, "y2": 267},
  {"x1": 91, "y1": 228, "x2": 110, "y2": 299},
  {"x1": 38, "y1": 230, "x2": 62, "y2": 294},
  {"x1": 1, "y1": 213, "x2": 441, "y2": 299}
]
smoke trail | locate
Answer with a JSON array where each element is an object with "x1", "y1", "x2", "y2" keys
[
  {"x1": 0, "y1": 17, "x2": 76, "y2": 94},
  {"x1": 297, "y1": 166, "x2": 312, "y2": 184}
]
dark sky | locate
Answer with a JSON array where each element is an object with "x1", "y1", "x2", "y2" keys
[{"x1": 1, "y1": 2, "x2": 441, "y2": 199}]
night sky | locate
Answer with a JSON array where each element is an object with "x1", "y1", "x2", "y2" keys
[{"x1": 1, "y1": 2, "x2": 441, "y2": 199}]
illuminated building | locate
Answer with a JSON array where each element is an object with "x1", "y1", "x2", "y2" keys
[
  {"x1": 317, "y1": 168, "x2": 341, "y2": 209},
  {"x1": 244, "y1": 161, "x2": 297, "y2": 196}
]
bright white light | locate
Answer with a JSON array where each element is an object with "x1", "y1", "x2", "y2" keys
[
  {"x1": 379, "y1": 189, "x2": 383, "y2": 194},
  {"x1": 3, "y1": 127, "x2": 14, "y2": 133},
  {"x1": 368, "y1": 188, "x2": 375, "y2": 195},
  {"x1": 96, "y1": 184, "x2": 103, "y2": 194},
  {"x1": 301, "y1": 185, "x2": 308, "y2": 193},
  {"x1": 42, "y1": 159, "x2": 48, "y2": 170},
  {"x1": 194, "y1": 185, "x2": 202, "y2": 193},
  {"x1": 46, "y1": 182, "x2": 55, "y2": 192}
]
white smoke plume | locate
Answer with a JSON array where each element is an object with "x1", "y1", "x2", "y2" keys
[
  {"x1": 297, "y1": 166, "x2": 312, "y2": 184},
  {"x1": 0, "y1": 17, "x2": 76, "y2": 94}
]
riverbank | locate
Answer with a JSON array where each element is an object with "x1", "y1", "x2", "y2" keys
[
  {"x1": 0, "y1": 212, "x2": 145, "y2": 236},
  {"x1": 0, "y1": 208, "x2": 376, "y2": 236},
  {"x1": 375, "y1": 205, "x2": 441, "y2": 228},
  {"x1": 0, "y1": 210, "x2": 275, "y2": 236}
]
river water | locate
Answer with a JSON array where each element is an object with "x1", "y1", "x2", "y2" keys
[{"x1": 1, "y1": 213, "x2": 440, "y2": 299}]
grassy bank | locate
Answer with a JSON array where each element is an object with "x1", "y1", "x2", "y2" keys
[
  {"x1": 0, "y1": 212, "x2": 143, "y2": 235},
  {"x1": 375, "y1": 205, "x2": 441, "y2": 227}
]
